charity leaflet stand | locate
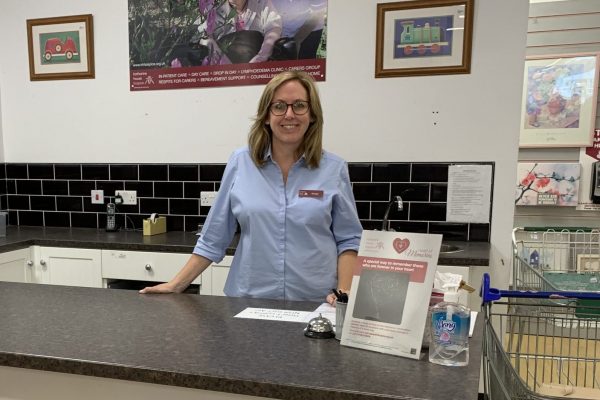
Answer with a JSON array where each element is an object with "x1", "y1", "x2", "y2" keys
[{"x1": 341, "y1": 230, "x2": 442, "y2": 360}]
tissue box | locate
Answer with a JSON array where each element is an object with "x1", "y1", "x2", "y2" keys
[{"x1": 143, "y1": 217, "x2": 166, "y2": 236}]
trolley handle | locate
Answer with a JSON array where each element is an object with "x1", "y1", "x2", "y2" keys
[{"x1": 481, "y1": 273, "x2": 600, "y2": 304}]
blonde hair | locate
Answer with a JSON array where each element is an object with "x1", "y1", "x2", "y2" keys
[{"x1": 248, "y1": 70, "x2": 324, "y2": 168}]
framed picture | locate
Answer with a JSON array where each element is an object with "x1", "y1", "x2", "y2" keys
[
  {"x1": 27, "y1": 14, "x2": 94, "y2": 81},
  {"x1": 515, "y1": 162, "x2": 581, "y2": 207},
  {"x1": 519, "y1": 54, "x2": 599, "y2": 147},
  {"x1": 576, "y1": 254, "x2": 600, "y2": 273},
  {"x1": 375, "y1": 0, "x2": 474, "y2": 78}
]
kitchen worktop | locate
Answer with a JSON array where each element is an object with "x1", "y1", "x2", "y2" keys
[
  {"x1": 0, "y1": 281, "x2": 483, "y2": 400},
  {"x1": 0, "y1": 226, "x2": 489, "y2": 266}
]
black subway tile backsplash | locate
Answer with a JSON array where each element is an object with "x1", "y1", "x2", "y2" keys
[
  {"x1": 30, "y1": 196, "x2": 56, "y2": 211},
  {"x1": 169, "y1": 164, "x2": 199, "y2": 181},
  {"x1": 17, "y1": 180, "x2": 42, "y2": 195},
  {"x1": 155, "y1": 182, "x2": 183, "y2": 198},
  {"x1": 200, "y1": 164, "x2": 226, "y2": 181},
  {"x1": 55, "y1": 164, "x2": 82, "y2": 180},
  {"x1": 412, "y1": 163, "x2": 449, "y2": 182},
  {"x1": 140, "y1": 164, "x2": 168, "y2": 181},
  {"x1": 0, "y1": 161, "x2": 492, "y2": 241},
  {"x1": 6, "y1": 164, "x2": 28, "y2": 179},
  {"x1": 43, "y1": 180, "x2": 69, "y2": 196},
  {"x1": 44, "y1": 211, "x2": 70, "y2": 227},
  {"x1": 110, "y1": 164, "x2": 138, "y2": 181},
  {"x1": 348, "y1": 163, "x2": 371, "y2": 182},
  {"x1": 28, "y1": 164, "x2": 54, "y2": 179},
  {"x1": 373, "y1": 163, "x2": 410, "y2": 182},
  {"x1": 82, "y1": 164, "x2": 109, "y2": 180},
  {"x1": 353, "y1": 183, "x2": 390, "y2": 201}
]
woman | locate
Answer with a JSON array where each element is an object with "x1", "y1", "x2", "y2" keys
[{"x1": 140, "y1": 71, "x2": 362, "y2": 303}]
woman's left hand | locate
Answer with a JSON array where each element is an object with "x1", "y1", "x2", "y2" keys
[{"x1": 326, "y1": 293, "x2": 337, "y2": 306}]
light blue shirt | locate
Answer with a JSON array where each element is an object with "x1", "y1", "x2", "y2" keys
[{"x1": 193, "y1": 147, "x2": 362, "y2": 301}]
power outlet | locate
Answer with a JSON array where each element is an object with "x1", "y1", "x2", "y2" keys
[
  {"x1": 91, "y1": 190, "x2": 104, "y2": 204},
  {"x1": 115, "y1": 190, "x2": 137, "y2": 205},
  {"x1": 200, "y1": 191, "x2": 218, "y2": 207}
]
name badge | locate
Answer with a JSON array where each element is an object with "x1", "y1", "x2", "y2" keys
[{"x1": 299, "y1": 190, "x2": 324, "y2": 198}]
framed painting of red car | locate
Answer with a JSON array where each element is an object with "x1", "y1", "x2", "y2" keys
[
  {"x1": 375, "y1": 0, "x2": 474, "y2": 78},
  {"x1": 27, "y1": 14, "x2": 94, "y2": 81}
]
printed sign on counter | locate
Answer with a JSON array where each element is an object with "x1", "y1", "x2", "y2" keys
[{"x1": 341, "y1": 230, "x2": 442, "y2": 360}]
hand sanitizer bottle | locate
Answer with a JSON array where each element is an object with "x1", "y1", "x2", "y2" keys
[{"x1": 429, "y1": 286, "x2": 470, "y2": 366}]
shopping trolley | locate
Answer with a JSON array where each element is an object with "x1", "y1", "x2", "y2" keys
[
  {"x1": 512, "y1": 227, "x2": 600, "y2": 293},
  {"x1": 481, "y1": 273, "x2": 600, "y2": 399}
]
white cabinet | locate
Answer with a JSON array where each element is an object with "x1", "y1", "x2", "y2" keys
[
  {"x1": 200, "y1": 256, "x2": 232, "y2": 296},
  {"x1": 33, "y1": 246, "x2": 103, "y2": 288},
  {"x1": 101, "y1": 250, "x2": 196, "y2": 285},
  {"x1": 0, "y1": 248, "x2": 33, "y2": 283}
]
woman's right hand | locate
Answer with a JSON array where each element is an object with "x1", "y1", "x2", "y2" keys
[{"x1": 139, "y1": 282, "x2": 178, "y2": 294}]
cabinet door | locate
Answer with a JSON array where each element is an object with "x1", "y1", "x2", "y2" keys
[
  {"x1": 0, "y1": 248, "x2": 33, "y2": 283},
  {"x1": 198, "y1": 256, "x2": 232, "y2": 296},
  {"x1": 38, "y1": 247, "x2": 103, "y2": 288}
]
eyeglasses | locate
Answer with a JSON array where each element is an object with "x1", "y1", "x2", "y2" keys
[{"x1": 269, "y1": 100, "x2": 310, "y2": 116}]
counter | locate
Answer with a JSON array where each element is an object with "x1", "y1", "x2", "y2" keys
[
  {"x1": 0, "y1": 281, "x2": 483, "y2": 400},
  {"x1": 0, "y1": 226, "x2": 490, "y2": 266}
]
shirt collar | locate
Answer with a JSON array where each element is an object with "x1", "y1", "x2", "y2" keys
[{"x1": 264, "y1": 147, "x2": 307, "y2": 166}]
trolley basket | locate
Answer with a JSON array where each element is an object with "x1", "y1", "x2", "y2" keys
[{"x1": 481, "y1": 273, "x2": 600, "y2": 400}]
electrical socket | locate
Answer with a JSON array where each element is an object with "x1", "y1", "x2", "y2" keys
[
  {"x1": 115, "y1": 190, "x2": 137, "y2": 205},
  {"x1": 91, "y1": 190, "x2": 104, "y2": 204},
  {"x1": 200, "y1": 191, "x2": 218, "y2": 207}
]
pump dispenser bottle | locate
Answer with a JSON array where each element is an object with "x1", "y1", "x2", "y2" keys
[{"x1": 428, "y1": 286, "x2": 470, "y2": 366}]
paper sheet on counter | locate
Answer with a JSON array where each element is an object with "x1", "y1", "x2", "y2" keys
[{"x1": 234, "y1": 303, "x2": 336, "y2": 324}]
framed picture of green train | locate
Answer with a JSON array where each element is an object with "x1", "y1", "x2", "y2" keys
[
  {"x1": 375, "y1": 0, "x2": 474, "y2": 78},
  {"x1": 27, "y1": 14, "x2": 95, "y2": 81}
]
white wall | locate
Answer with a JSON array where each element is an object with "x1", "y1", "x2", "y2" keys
[{"x1": 0, "y1": 0, "x2": 530, "y2": 288}]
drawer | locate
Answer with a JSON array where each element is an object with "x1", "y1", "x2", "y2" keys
[{"x1": 101, "y1": 250, "x2": 197, "y2": 284}]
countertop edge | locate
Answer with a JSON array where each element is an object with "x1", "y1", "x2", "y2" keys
[{"x1": 0, "y1": 352, "x2": 414, "y2": 400}]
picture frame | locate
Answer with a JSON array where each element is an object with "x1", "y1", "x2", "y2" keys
[
  {"x1": 576, "y1": 254, "x2": 600, "y2": 273},
  {"x1": 519, "y1": 54, "x2": 599, "y2": 148},
  {"x1": 375, "y1": 0, "x2": 474, "y2": 78},
  {"x1": 27, "y1": 14, "x2": 94, "y2": 81}
]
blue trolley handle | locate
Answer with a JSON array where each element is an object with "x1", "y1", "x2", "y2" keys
[{"x1": 481, "y1": 273, "x2": 600, "y2": 304}]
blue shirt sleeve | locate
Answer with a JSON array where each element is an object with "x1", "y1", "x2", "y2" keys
[
  {"x1": 332, "y1": 161, "x2": 362, "y2": 255},
  {"x1": 193, "y1": 151, "x2": 240, "y2": 263}
]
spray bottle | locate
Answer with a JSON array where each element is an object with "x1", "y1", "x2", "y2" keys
[{"x1": 428, "y1": 283, "x2": 470, "y2": 366}]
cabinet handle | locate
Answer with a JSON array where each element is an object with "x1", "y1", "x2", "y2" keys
[
  {"x1": 26, "y1": 260, "x2": 33, "y2": 266},
  {"x1": 40, "y1": 259, "x2": 47, "y2": 266},
  {"x1": 145, "y1": 264, "x2": 152, "y2": 271}
]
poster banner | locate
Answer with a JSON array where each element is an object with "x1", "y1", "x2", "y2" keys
[
  {"x1": 341, "y1": 230, "x2": 442, "y2": 360},
  {"x1": 128, "y1": 0, "x2": 327, "y2": 91},
  {"x1": 577, "y1": 129, "x2": 600, "y2": 211}
]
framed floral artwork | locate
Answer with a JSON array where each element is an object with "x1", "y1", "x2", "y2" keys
[
  {"x1": 515, "y1": 162, "x2": 581, "y2": 206},
  {"x1": 375, "y1": 0, "x2": 474, "y2": 78},
  {"x1": 519, "y1": 54, "x2": 599, "y2": 147},
  {"x1": 27, "y1": 14, "x2": 95, "y2": 81}
]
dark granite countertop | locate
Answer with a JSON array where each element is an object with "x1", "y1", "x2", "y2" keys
[
  {"x1": 0, "y1": 226, "x2": 489, "y2": 266},
  {"x1": 0, "y1": 281, "x2": 483, "y2": 400}
]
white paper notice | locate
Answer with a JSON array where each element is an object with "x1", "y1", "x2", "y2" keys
[
  {"x1": 469, "y1": 311, "x2": 478, "y2": 337},
  {"x1": 446, "y1": 165, "x2": 492, "y2": 223},
  {"x1": 234, "y1": 308, "x2": 311, "y2": 323}
]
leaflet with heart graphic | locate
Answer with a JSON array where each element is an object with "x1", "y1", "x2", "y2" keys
[{"x1": 340, "y1": 230, "x2": 442, "y2": 360}]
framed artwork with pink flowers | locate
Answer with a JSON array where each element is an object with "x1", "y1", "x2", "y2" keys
[
  {"x1": 515, "y1": 162, "x2": 581, "y2": 206},
  {"x1": 519, "y1": 54, "x2": 599, "y2": 148}
]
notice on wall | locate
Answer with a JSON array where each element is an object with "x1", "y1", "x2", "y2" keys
[{"x1": 446, "y1": 165, "x2": 492, "y2": 223}]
